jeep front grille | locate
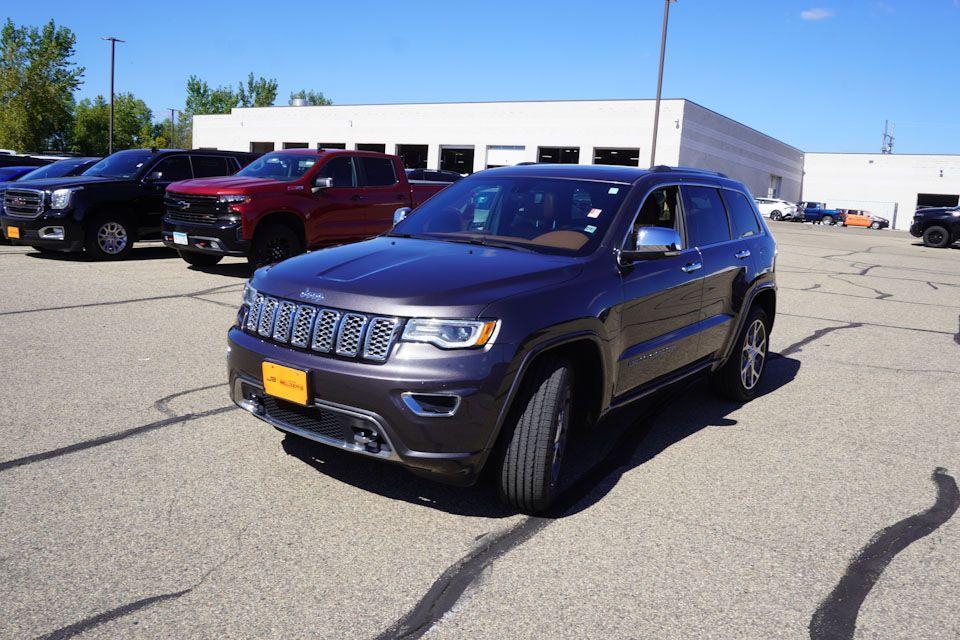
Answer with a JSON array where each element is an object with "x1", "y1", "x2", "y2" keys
[
  {"x1": 3, "y1": 188, "x2": 45, "y2": 218},
  {"x1": 243, "y1": 295, "x2": 402, "y2": 363}
]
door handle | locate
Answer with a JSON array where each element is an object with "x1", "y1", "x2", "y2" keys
[
  {"x1": 735, "y1": 249, "x2": 751, "y2": 259},
  {"x1": 681, "y1": 261, "x2": 702, "y2": 273}
]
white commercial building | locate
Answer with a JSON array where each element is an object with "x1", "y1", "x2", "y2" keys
[
  {"x1": 802, "y1": 153, "x2": 960, "y2": 230},
  {"x1": 193, "y1": 98, "x2": 804, "y2": 203},
  {"x1": 193, "y1": 98, "x2": 960, "y2": 231}
]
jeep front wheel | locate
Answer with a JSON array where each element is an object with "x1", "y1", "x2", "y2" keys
[
  {"x1": 922, "y1": 225, "x2": 951, "y2": 248},
  {"x1": 498, "y1": 356, "x2": 573, "y2": 513}
]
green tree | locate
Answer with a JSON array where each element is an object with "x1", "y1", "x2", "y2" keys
[
  {"x1": 289, "y1": 89, "x2": 332, "y2": 106},
  {"x1": 184, "y1": 75, "x2": 238, "y2": 116},
  {"x1": 72, "y1": 93, "x2": 158, "y2": 155},
  {"x1": 0, "y1": 19, "x2": 84, "y2": 152},
  {"x1": 237, "y1": 73, "x2": 278, "y2": 108}
]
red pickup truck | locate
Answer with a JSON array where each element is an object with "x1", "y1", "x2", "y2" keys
[{"x1": 162, "y1": 149, "x2": 448, "y2": 267}]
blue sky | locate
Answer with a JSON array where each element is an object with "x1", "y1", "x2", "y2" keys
[{"x1": 6, "y1": 1, "x2": 959, "y2": 153}]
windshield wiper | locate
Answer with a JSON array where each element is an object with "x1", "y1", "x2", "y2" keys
[{"x1": 440, "y1": 236, "x2": 535, "y2": 252}]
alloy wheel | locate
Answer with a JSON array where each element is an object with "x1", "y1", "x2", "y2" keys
[
  {"x1": 97, "y1": 222, "x2": 128, "y2": 255},
  {"x1": 740, "y1": 319, "x2": 767, "y2": 390}
]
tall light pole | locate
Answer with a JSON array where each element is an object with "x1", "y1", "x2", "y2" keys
[
  {"x1": 168, "y1": 108, "x2": 182, "y2": 147},
  {"x1": 650, "y1": 0, "x2": 676, "y2": 167},
  {"x1": 101, "y1": 37, "x2": 125, "y2": 154}
]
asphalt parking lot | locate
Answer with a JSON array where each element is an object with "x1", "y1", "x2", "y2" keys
[{"x1": 2, "y1": 222, "x2": 958, "y2": 639}]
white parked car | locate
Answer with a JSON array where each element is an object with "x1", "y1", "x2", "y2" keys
[{"x1": 755, "y1": 197, "x2": 797, "y2": 221}]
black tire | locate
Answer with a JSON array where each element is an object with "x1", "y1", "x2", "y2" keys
[
  {"x1": 870, "y1": 222, "x2": 881, "y2": 230},
  {"x1": 498, "y1": 356, "x2": 573, "y2": 513},
  {"x1": 821, "y1": 215, "x2": 835, "y2": 226},
  {"x1": 712, "y1": 307, "x2": 770, "y2": 403},
  {"x1": 84, "y1": 214, "x2": 134, "y2": 261},
  {"x1": 922, "y1": 225, "x2": 951, "y2": 248},
  {"x1": 178, "y1": 250, "x2": 223, "y2": 267},
  {"x1": 248, "y1": 224, "x2": 303, "y2": 268},
  {"x1": 770, "y1": 211, "x2": 782, "y2": 221}
]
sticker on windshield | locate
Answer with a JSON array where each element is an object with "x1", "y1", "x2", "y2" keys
[
  {"x1": 587, "y1": 208, "x2": 602, "y2": 218},
  {"x1": 608, "y1": 187, "x2": 620, "y2": 195},
  {"x1": 584, "y1": 225, "x2": 597, "y2": 234}
]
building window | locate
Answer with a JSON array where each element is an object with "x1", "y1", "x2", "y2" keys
[
  {"x1": 283, "y1": 142, "x2": 309, "y2": 149},
  {"x1": 440, "y1": 147, "x2": 475, "y2": 175},
  {"x1": 396, "y1": 144, "x2": 428, "y2": 169},
  {"x1": 917, "y1": 193, "x2": 959, "y2": 208},
  {"x1": 318, "y1": 143, "x2": 346, "y2": 150},
  {"x1": 538, "y1": 147, "x2": 580, "y2": 164},
  {"x1": 356, "y1": 143, "x2": 386, "y2": 153},
  {"x1": 768, "y1": 174, "x2": 783, "y2": 198},
  {"x1": 250, "y1": 142, "x2": 275, "y2": 153},
  {"x1": 593, "y1": 148, "x2": 640, "y2": 167}
]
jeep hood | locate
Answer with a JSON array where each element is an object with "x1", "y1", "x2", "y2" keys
[{"x1": 251, "y1": 236, "x2": 583, "y2": 318}]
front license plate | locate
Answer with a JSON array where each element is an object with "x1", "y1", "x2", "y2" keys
[
  {"x1": 262, "y1": 362, "x2": 309, "y2": 406},
  {"x1": 172, "y1": 231, "x2": 188, "y2": 245},
  {"x1": 6, "y1": 226, "x2": 20, "y2": 239}
]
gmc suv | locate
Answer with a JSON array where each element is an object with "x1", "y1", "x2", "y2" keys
[
  {"x1": 227, "y1": 164, "x2": 778, "y2": 512},
  {"x1": 1, "y1": 148, "x2": 256, "y2": 259}
]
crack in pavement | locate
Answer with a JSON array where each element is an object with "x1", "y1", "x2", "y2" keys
[
  {"x1": 35, "y1": 520, "x2": 255, "y2": 640},
  {"x1": 778, "y1": 313, "x2": 953, "y2": 337},
  {"x1": 809, "y1": 468, "x2": 960, "y2": 640},
  {"x1": 778, "y1": 322, "x2": 864, "y2": 357},
  {"x1": 154, "y1": 383, "x2": 228, "y2": 418},
  {"x1": 828, "y1": 275, "x2": 893, "y2": 300},
  {"x1": 0, "y1": 283, "x2": 243, "y2": 317}
]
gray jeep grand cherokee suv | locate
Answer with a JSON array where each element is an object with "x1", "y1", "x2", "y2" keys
[{"x1": 227, "y1": 164, "x2": 777, "y2": 512}]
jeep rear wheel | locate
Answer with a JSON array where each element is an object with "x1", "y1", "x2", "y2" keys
[
  {"x1": 178, "y1": 250, "x2": 223, "y2": 267},
  {"x1": 498, "y1": 356, "x2": 573, "y2": 513},
  {"x1": 85, "y1": 215, "x2": 134, "y2": 261},
  {"x1": 922, "y1": 225, "x2": 951, "y2": 248},
  {"x1": 713, "y1": 307, "x2": 770, "y2": 402},
  {"x1": 249, "y1": 224, "x2": 303, "y2": 268}
]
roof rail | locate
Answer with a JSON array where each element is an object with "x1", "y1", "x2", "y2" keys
[{"x1": 650, "y1": 165, "x2": 728, "y2": 178}]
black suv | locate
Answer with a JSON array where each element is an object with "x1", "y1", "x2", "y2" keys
[
  {"x1": 227, "y1": 164, "x2": 777, "y2": 511},
  {"x1": 0, "y1": 148, "x2": 256, "y2": 259},
  {"x1": 910, "y1": 206, "x2": 960, "y2": 248}
]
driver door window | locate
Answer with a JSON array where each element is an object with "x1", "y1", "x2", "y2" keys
[
  {"x1": 628, "y1": 185, "x2": 681, "y2": 250},
  {"x1": 318, "y1": 157, "x2": 357, "y2": 187},
  {"x1": 149, "y1": 156, "x2": 192, "y2": 183}
]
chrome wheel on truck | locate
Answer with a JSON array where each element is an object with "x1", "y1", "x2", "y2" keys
[{"x1": 85, "y1": 215, "x2": 134, "y2": 260}]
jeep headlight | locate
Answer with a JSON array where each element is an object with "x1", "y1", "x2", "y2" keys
[
  {"x1": 401, "y1": 319, "x2": 499, "y2": 349},
  {"x1": 241, "y1": 282, "x2": 258, "y2": 307},
  {"x1": 49, "y1": 188, "x2": 77, "y2": 210}
]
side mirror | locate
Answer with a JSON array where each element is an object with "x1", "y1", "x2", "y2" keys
[
  {"x1": 619, "y1": 227, "x2": 682, "y2": 263},
  {"x1": 312, "y1": 176, "x2": 334, "y2": 193},
  {"x1": 393, "y1": 207, "x2": 412, "y2": 226},
  {"x1": 145, "y1": 171, "x2": 164, "y2": 182}
]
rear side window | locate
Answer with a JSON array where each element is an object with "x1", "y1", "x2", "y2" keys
[
  {"x1": 361, "y1": 157, "x2": 397, "y2": 186},
  {"x1": 318, "y1": 157, "x2": 357, "y2": 187},
  {"x1": 720, "y1": 190, "x2": 761, "y2": 238},
  {"x1": 151, "y1": 156, "x2": 192, "y2": 182},
  {"x1": 192, "y1": 156, "x2": 231, "y2": 178},
  {"x1": 682, "y1": 186, "x2": 731, "y2": 246}
]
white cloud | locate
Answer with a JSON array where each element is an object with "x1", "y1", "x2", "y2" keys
[{"x1": 801, "y1": 7, "x2": 834, "y2": 20}]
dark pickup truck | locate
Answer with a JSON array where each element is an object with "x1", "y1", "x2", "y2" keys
[
  {"x1": 227, "y1": 164, "x2": 778, "y2": 512},
  {"x1": 1, "y1": 148, "x2": 256, "y2": 259},
  {"x1": 162, "y1": 149, "x2": 449, "y2": 267},
  {"x1": 910, "y1": 206, "x2": 960, "y2": 248},
  {"x1": 799, "y1": 201, "x2": 843, "y2": 225}
]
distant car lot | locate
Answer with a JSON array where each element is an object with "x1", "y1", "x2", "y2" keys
[{"x1": 1, "y1": 221, "x2": 957, "y2": 639}]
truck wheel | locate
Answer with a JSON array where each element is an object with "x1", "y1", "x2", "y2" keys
[
  {"x1": 712, "y1": 307, "x2": 770, "y2": 403},
  {"x1": 249, "y1": 224, "x2": 303, "y2": 268},
  {"x1": 922, "y1": 225, "x2": 951, "y2": 248},
  {"x1": 85, "y1": 214, "x2": 134, "y2": 261},
  {"x1": 821, "y1": 215, "x2": 835, "y2": 226},
  {"x1": 770, "y1": 211, "x2": 782, "y2": 221},
  {"x1": 498, "y1": 356, "x2": 573, "y2": 513},
  {"x1": 178, "y1": 250, "x2": 223, "y2": 267}
]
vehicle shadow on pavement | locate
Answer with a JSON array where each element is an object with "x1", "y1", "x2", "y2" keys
[
  {"x1": 25, "y1": 246, "x2": 178, "y2": 261},
  {"x1": 281, "y1": 354, "x2": 801, "y2": 519},
  {"x1": 185, "y1": 262, "x2": 253, "y2": 278}
]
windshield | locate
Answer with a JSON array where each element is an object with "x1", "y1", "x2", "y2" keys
[
  {"x1": 0, "y1": 167, "x2": 32, "y2": 181},
  {"x1": 19, "y1": 159, "x2": 87, "y2": 181},
  {"x1": 391, "y1": 175, "x2": 630, "y2": 255},
  {"x1": 235, "y1": 153, "x2": 317, "y2": 181},
  {"x1": 83, "y1": 150, "x2": 154, "y2": 178}
]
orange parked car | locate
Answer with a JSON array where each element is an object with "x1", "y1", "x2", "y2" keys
[{"x1": 840, "y1": 209, "x2": 890, "y2": 230}]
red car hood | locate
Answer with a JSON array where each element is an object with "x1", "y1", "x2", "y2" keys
[{"x1": 167, "y1": 176, "x2": 293, "y2": 194}]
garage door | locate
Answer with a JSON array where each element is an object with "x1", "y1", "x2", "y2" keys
[{"x1": 485, "y1": 145, "x2": 526, "y2": 169}]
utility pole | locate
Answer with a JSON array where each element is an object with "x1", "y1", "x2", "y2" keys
[
  {"x1": 101, "y1": 37, "x2": 125, "y2": 154},
  {"x1": 650, "y1": 0, "x2": 676, "y2": 167},
  {"x1": 168, "y1": 108, "x2": 181, "y2": 147},
  {"x1": 881, "y1": 120, "x2": 895, "y2": 154}
]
